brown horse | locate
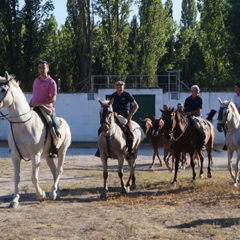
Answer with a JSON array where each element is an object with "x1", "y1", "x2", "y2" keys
[
  {"x1": 140, "y1": 118, "x2": 171, "y2": 171},
  {"x1": 161, "y1": 109, "x2": 215, "y2": 184},
  {"x1": 152, "y1": 117, "x2": 174, "y2": 169}
]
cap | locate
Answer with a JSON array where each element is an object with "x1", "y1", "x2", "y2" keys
[{"x1": 115, "y1": 80, "x2": 125, "y2": 85}]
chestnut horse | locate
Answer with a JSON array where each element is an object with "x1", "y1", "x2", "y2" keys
[
  {"x1": 140, "y1": 118, "x2": 171, "y2": 171},
  {"x1": 162, "y1": 109, "x2": 215, "y2": 185}
]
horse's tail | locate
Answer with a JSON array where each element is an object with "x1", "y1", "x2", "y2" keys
[{"x1": 206, "y1": 109, "x2": 217, "y2": 122}]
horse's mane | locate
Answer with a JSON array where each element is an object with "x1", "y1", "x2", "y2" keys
[{"x1": 229, "y1": 101, "x2": 240, "y2": 118}]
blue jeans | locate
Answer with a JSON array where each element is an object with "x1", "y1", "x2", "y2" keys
[{"x1": 51, "y1": 111, "x2": 59, "y2": 135}]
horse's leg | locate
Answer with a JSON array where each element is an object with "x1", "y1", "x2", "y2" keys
[
  {"x1": 198, "y1": 151, "x2": 204, "y2": 178},
  {"x1": 156, "y1": 150, "x2": 163, "y2": 167},
  {"x1": 163, "y1": 146, "x2": 172, "y2": 172},
  {"x1": 118, "y1": 157, "x2": 127, "y2": 193},
  {"x1": 46, "y1": 157, "x2": 57, "y2": 181},
  {"x1": 9, "y1": 155, "x2": 21, "y2": 208},
  {"x1": 48, "y1": 149, "x2": 66, "y2": 200},
  {"x1": 233, "y1": 151, "x2": 240, "y2": 187},
  {"x1": 206, "y1": 141, "x2": 213, "y2": 178},
  {"x1": 150, "y1": 149, "x2": 156, "y2": 168},
  {"x1": 227, "y1": 149, "x2": 235, "y2": 180},
  {"x1": 31, "y1": 154, "x2": 46, "y2": 202},
  {"x1": 172, "y1": 152, "x2": 180, "y2": 185},
  {"x1": 126, "y1": 158, "x2": 136, "y2": 190},
  {"x1": 189, "y1": 152, "x2": 196, "y2": 181}
]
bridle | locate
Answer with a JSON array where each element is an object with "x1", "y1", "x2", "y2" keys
[
  {"x1": 169, "y1": 111, "x2": 188, "y2": 142},
  {"x1": 0, "y1": 78, "x2": 32, "y2": 161}
]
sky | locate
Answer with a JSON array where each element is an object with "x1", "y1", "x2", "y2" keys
[{"x1": 53, "y1": 0, "x2": 183, "y2": 28}]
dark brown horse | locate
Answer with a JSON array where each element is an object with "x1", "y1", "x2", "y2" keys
[
  {"x1": 140, "y1": 118, "x2": 171, "y2": 171},
  {"x1": 161, "y1": 109, "x2": 215, "y2": 184}
]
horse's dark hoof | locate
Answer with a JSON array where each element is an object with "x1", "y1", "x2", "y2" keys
[
  {"x1": 100, "y1": 192, "x2": 107, "y2": 200},
  {"x1": 130, "y1": 184, "x2": 136, "y2": 191},
  {"x1": 207, "y1": 173, "x2": 212, "y2": 178},
  {"x1": 171, "y1": 181, "x2": 177, "y2": 187}
]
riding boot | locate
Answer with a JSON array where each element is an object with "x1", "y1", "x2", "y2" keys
[
  {"x1": 222, "y1": 144, "x2": 227, "y2": 151},
  {"x1": 126, "y1": 128, "x2": 134, "y2": 160}
]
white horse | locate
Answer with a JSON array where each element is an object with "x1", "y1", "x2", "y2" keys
[
  {"x1": 217, "y1": 98, "x2": 240, "y2": 187},
  {"x1": 0, "y1": 72, "x2": 71, "y2": 208},
  {"x1": 97, "y1": 98, "x2": 145, "y2": 198}
]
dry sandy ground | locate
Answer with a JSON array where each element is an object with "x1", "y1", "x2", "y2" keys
[{"x1": 0, "y1": 144, "x2": 240, "y2": 240}]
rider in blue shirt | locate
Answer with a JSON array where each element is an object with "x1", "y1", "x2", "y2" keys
[
  {"x1": 184, "y1": 85, "x2": 205, "y2": 151},
  {"x1": 109, "y1": 81, "x2": 139, "y2": 159}
]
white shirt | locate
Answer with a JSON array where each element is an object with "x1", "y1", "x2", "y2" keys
[{"x1": 233, "y1": 94, "x2": 240, "y2": 111}]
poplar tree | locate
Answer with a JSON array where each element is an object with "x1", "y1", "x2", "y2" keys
[
  {"x1": 198, "y1": 0, "x2": 231, "y2": 87},
  {"x1": 139, "y1": 0, "x2": 171, "y2": 86}
]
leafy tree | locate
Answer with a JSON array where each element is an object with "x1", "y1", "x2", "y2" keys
[
  {"x1": 139, "y1": 0, "x2": 172, "y2": 86},
  {"x1": 21, "y1": 0, "x2": 54, "y2": 90},
  {"x1": 0, "y1": 0, "x2": 22, "y2": 75},
  {"x1": 95, "y1": 0, "x2": 132, "y2": 76},
  {"x1": 197, "y1": 0, "x2": 231, "y2": 87},
  {"x1": 225, "y1": 0, "x2": 240, "y2": 80},
  {"x1": 67, "y1": 0, "x2": 94, "y2": 91},
  {"x1": 174, "y1": 0, "x2": 198, "y2": 85}
]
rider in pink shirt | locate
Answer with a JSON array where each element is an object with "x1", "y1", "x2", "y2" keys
[{"x1": 31, "y1": 60, "x2": 60, "y2": 137}]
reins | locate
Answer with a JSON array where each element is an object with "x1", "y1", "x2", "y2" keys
[{"x1": 170, "y1": 116, "x2": 189, "y2": 142}]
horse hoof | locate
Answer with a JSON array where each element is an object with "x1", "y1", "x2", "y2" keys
[
  {"x1": 100, "y1": 192, "x2": 107, "y2": 200},
  {"x1": 9, "y1": 201, "x2": 19, "y2": 208},
  {"x1": 233, "y1": 183, "x2": 238, "y2": 187},
  {"x1": 130, "y1": 184, "x2": 136, "y2": 191},
  {"x1": 199, "y1": 174, "x2": 203, "y2": 179},
  {"x1": 207, "y1": 173, "x2": 212, "y2": 178},
  {"x1": 149, "y1": 165, "x2": 153, "y2": 169},
  {"x1": 171, "y1": 181, "x2": 177, "y2": 187},
  {"x1": 49, "y1": 191, "x2": 57, "y2": 201},
  {"x1": 38, "y1": 192, "x2": 46, "y2": 202}
]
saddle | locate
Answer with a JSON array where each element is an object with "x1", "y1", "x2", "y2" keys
[
  {"x1": 34, "y1": 105, "x2": 62, "y2": 147},
  {"x1": 192, "y1": 116, "x2": 209, "y2": 132}
]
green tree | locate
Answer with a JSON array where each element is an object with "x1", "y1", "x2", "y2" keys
[
  {"x1": 157, "y1": 0, "x2": 177, "y2": 73},
  {"x1": 197, "y1": 0, "x2": 231, "y2": 87},
  {"x1": 139, "y1": 0, "x2": 172, "y2": 86},
  {"x1": 21, "y1": 0, "x2": 54, "y2": 90},
  {"x1": 0, "y1": 0, "x2": 22, "y2": 76},
  {"x1": 67, "y1": 0, "x2": 94, "y2": 91},
  {"x1": 95, "y1": 0, "x2": 132, "y2": 76},
  {"x1": 175, "y1": 0, "x2": 198, "y2": 85},
  {"x1": 225, "y1": 0, "x2": 240, "y2": 80}
]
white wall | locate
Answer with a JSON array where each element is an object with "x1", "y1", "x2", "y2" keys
[{"x1": 0, "y1": 90, "x2": 233, "y2": 144}]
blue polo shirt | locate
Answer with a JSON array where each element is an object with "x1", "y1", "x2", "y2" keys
[
  {"x1": 110, "y1": 91, "x2": 135, "y2": 113},
  {"x1": 184, "y1": 95, "x2": 202, "y2": 115}
]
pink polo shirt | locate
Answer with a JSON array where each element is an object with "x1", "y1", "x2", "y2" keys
[{"x1": 31, "y1": 76, "x2": 57, "y2": 110}]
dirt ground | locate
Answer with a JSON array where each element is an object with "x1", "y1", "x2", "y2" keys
[{"x1": 0, "y1": 143, "x2": 240, "y2": 240}]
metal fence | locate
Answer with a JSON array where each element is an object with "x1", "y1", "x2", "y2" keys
[{"x1": 90, "y1": 70, "x2": 189, "y2": 93}]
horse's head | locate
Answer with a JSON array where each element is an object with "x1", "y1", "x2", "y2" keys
[
  {"x1": 160, "y1": 108, "x2": 174, "y2": 139},
  {"x1": 217, "y1": 98, "x2": 231, "y2": 132},
  {"x1": 152, "y1": 117, "x2": 164, "y2": 136},
  {"x1": 140, "y1": 118, "x2": 152, "y2": 134},
  {"x1": 0, "y1": 72, "x2": 14, "y2": 109},
  {"x1": 98, "y1": 98, "x2": 114, "y2": 134}
]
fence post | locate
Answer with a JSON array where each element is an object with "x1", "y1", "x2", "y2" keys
[{"x1": 90, "y1": 75, "x2": 94, "y2": 92}]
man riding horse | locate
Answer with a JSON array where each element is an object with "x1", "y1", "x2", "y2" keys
[
  {"x1": 95, "y1": 81, "x2": 139, "y2": 160},
  {"x1": 184, "y1": 85, "x2": 205, "y2": 151}
]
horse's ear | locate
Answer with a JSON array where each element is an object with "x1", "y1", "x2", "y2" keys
[
  {"x1": 5, "y1": 71, "x2": 9, "y2": 81},
  {"x1": 109, "y1": 98, "x2": 114, "y2": 105},
  {"x1": 218, "y1": 98, "x2": 223, "y2": 104},
  {"x1": 97, "y1": 97, "x2": 103, "y2": 105}
]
